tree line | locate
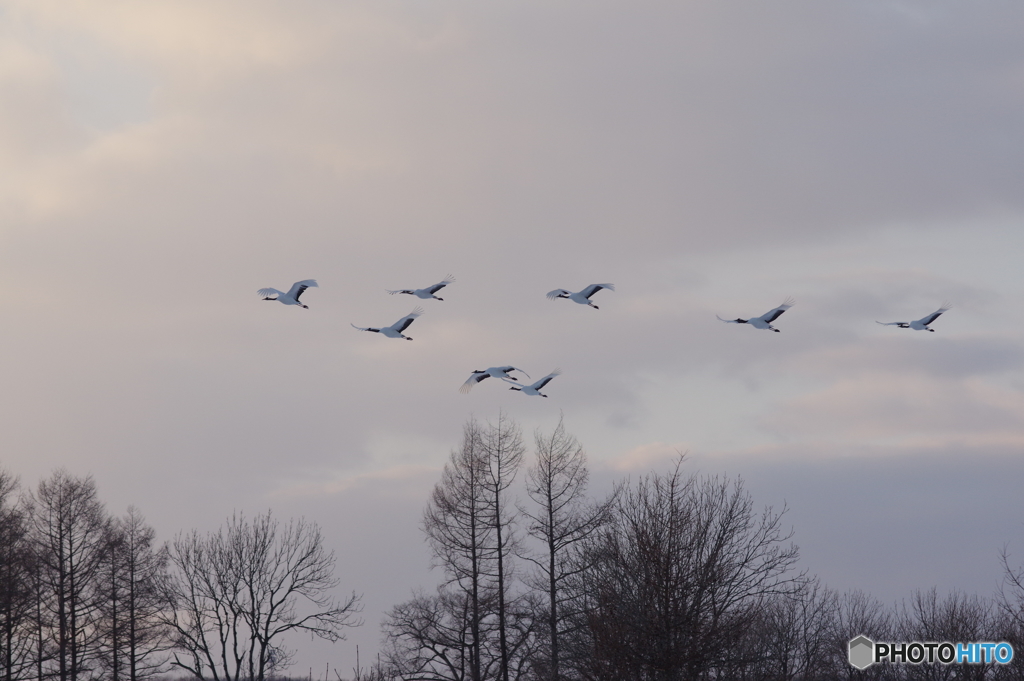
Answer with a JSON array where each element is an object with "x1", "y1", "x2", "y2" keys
[
  {"x1": 0, "y1": 468, "x2": 359, "y2": 681},
  {"x1": 375, "y1": 415, "x2": 1024, "y2": 681},
  {"x1": 5, "y1": 416, "x2": 1024, "y2": 681}
]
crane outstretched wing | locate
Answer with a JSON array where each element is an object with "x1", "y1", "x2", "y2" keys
[
  {"x1": 530, "y1": 368, "x2": 562, "y2": 390},
  {"x1": 391, "y1": 307, "x2": 424, "y2": 332},
  {"x1": 546, "y1": 289, "x2": 571, "y2": 300},
  {"x1": 427, "y1": 275, "x2": 456, "y2": 294},
  {"x1": 460, "y1": 373, "x2": 489, "y2": 393},
  {"x1": 581, "y1": 283, "x2": 615, "y2": 299},
  {"x1": 917, "y1": 304, "x2": 951, "y2": 326},
  {"x1": 759, "y1": 297, "x2": 795, "y2": 323},
  {"x1": 257, "y1": 287, "x2": 282, "y2": 299},
  {"x1": 287, "y1": 279, "x2": 318, "y2": 300}
]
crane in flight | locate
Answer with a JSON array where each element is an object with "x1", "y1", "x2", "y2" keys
[
  {"x1": 351, "y1": 307, "x2": 424, "y2": 340},
  {"x1": 877, "y1": 304, "x2": 951, "y2": 332},
  {"x1": 546, "y1": 284, "x2": 615, "y2": 309},
  {"x1": 388, "y1": 275, "x2": 455, "y2": 301},
  {"x1": 717, "y1": 298, "x2": 795, "y2": 333},
  {"x1": 504, "y1": 369, "x2": 561, "y2": 398},
  {"x1": 257, "y1": 279, "x2": 318, "y2": 308}
]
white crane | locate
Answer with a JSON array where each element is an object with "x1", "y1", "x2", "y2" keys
[
  {"x1": 546, "y1": 284, "x2": 615, "y2": 309},
  {"x1": 503, "y1": 369, "x2": 561, "y2": 397},
  {"x1": 717, "y1": 297, "x2": 794, "y2": 332},
  {"x1": 388, "y1": 275, "x2": 455, "y2": 301},
  {"x1": 257, "y1": 279, "x2": 318, "y2": 308},
  {"x1": 460, "y1": 366, "x2": 531, "y2": 393},
  {"x1": 351, "y1": 307, "x2": 424, "y2": 340},
  {"x1": 877, "y1": 304, "x2": 951, "y2": 332}
]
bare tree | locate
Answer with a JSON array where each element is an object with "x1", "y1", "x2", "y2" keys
[
  {"x1": 382, "y1": 588, "x2": 488, "y2": 681},
  {"x1": 478, "y1": 413, "x2": 525, "y2": 681},
  {"x1": 165, "y1": 511, "x2": 360, "y2": 681},
  {"x1": 0, "y1": 470, "x2": 35, "y2": 681},
  {"x1": 824, "y1": 590, "x2": 895, "y2": 681},
  {"x1": 382, "y1": 587, "x2": 540, "y2": 681},
  {"x1": 897, "y1": 587, "x2": 995, "y2": 681},
  {"x1": 733, "y1": 578, "x2": 839, "y2": 681},
  {"x1": 994, "y1": 549, "x2": 1024, "y2": 681},
  {"x1": 29, "y1": 470, "x2": 110, "y2": 681},
  {"x1": 389, "y1": 417, "x2": 535, "y2": 681},
  {"x1": 518, "y1": 418, "x2": 615, "y2": 681},
  {"x1": 97, "y1": 507, "x2": 172, "y2": 681},
  {"x1": 421, "y1": 420, "x2": 496, "y2": 681},
  {"x1": 567, "y1": 459, "x2": 803, "y2": 680}
]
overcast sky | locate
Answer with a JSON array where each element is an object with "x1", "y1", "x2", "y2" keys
[{"x1": 3, "y1": 0, "x2": 1024, "y2": 675}]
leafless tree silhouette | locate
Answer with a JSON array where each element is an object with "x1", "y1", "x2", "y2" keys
[
  {"x1": 419, "y1": 420, "x2": 495, "y2": 681},
  {"x1": 566, "y1": 459, "x2": 803, "y2": 680},
  {"x1": 97, "y1": 506, "x2": 172, "y2": 680},
  {"x1": 518, "y1": 417, "x2": 616, "y2": 681},
  {"x1": 897, "y1": 587, "x2": 995, "y2": 681},
  {"x1": 29, "y1": 470, "x2": 110, "y2": 681},
  {"x1": 478, "y1": 413, "x2": 525, "y2": 681},
  {"x1": 734, "y1": 578, "x2": 839, "y2": 680},
  {"x1": 165, "y1": 511, "x2": 360, "y2": 681},
  {"x1": 0, "y1": 470, "x2": 35, "y2": 681},
  {"x1": 388, "y1": 417, "x2": 536, "y2": 681}
]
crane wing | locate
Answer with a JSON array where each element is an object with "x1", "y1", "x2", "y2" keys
[
  {"x1": 530, "y1": 368, "x2": 562, "y2": 390},
  {"x1": 546, "y1": 289, "x2": 571, "y2": 300},
  {"x1": 917, "y1": 305, "x2": 950, "y2": 326},
  {"x1": 460, "y1": 373, "x2": 489, "y2": 393},
  {"x1": 757, "y1": 297, "x2": 795, "y2": 323},
  {"x1": 716, "y1": 315, "x2": 743, "y2": 324},
  {"x1": 390, "y1": 307, "x2": 424, "y2": 332},
  {"x1": 287, "y1": 279, "x2": 318, "y2": 300},
  {"x1": 386, "y1": 289, "x2": 413, "y2": 295},
  {"x1": 581, "y1": 283, "x2": 615, "y2": 299},
  {"x1": 427, "y1": 275, "x2": 455, "y2": 294},
  {"x1": 499, "y1": 366, "x2": 530, "y2": 379},
  {"x1": 257, "y1": 287, "x2": 282, "y2": 299}
]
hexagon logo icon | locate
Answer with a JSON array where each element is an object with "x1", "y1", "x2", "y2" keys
[{"x1": 849, "y1": 635, "x2": 875, "y2": 670}]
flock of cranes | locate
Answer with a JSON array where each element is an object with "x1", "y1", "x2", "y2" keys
[{"x1": 258, "y1": 277, "x2": 952, "y2": 398}]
